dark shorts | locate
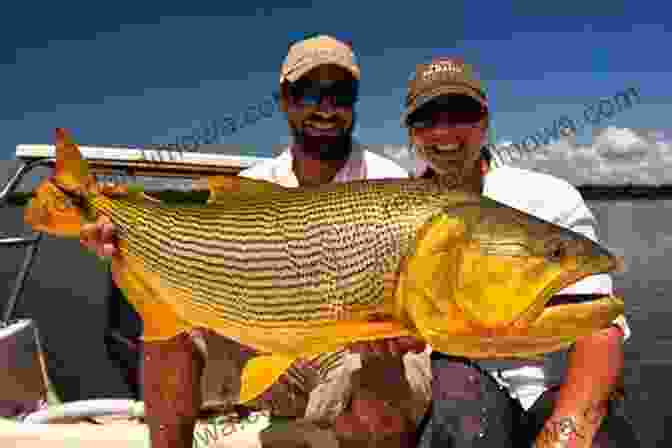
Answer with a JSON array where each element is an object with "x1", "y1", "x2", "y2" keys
[
  {"x1": 103, "y1": 269, "x2": 143, "y2": 399},
  {"x1": 104, "y1": 330, "x2": 142, "y2": 398},
  {"x1": 416, "y1": 352, "x2": 640, "y2": 448}
]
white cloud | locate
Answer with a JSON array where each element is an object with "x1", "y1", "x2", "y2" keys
[
  {"x1": 498, "y1": 127, "x2": 672, "y2": 185},
  {"x1": 367, "y1": 126, "x2": 672, "y2": 185}
]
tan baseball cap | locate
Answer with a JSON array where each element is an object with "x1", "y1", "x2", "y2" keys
[
  {"x1": 402, "y1": 57, "x2": 487, "y2": 126},
  {"x1": 280, "y1": 35, "x2": 360, "y2": 84}
]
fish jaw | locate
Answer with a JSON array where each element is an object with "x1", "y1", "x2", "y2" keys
[
  {"x1": 428, "y1": 295, "x2": 625, "y2": 359},
  {"x1": 403, "y1": 285, "x2": 624, "y2": 359}
]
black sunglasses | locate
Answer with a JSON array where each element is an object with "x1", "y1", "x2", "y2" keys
[
  {"x1": 407, "y1": 95, "x2": 487, "y2": 128},
  {"x1": 288, "y1": 79, "x2": 359, "y2": 108}
]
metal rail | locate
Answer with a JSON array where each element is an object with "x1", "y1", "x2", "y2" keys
[
  {"x1": 0, "y1": 147, "x2": 265, "y2": 323},
  {"x1": 0, "y1": 151, "x2": 256, "y2": 323},
  {"x1": 0, "y1": 159, "x2": 53, "y2": 323}
]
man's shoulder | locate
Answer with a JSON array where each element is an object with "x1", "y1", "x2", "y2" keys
[
  {"x1": 361, "y1": 149, "x2": 409, "y2": 179},
  {"x1": 484, "y1": 165, "x2": 586, "y2": 220},
  {"x1": 485, "y1": 165, "x2": 580, "y2": 196},
  {"x1": 238, "y1": 152, "x2": 289, "y2": 180}
]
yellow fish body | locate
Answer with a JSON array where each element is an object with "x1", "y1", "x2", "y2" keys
[{"x1": 25, "y1": 129, "x2": 625, "y2": 403}]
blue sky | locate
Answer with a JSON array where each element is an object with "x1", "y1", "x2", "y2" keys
[{"x1": 0, "y1": 1, "x2": 669, "y2": 160}]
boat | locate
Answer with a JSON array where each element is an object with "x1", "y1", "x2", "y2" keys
[{"x1": 0, "y1": 142, "x2": 274, "y2": 447}]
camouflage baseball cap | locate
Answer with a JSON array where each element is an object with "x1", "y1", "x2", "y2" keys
[
  {"x1": 402, "y1": 57, "x2": 487, "y2": 127},
  {"x1": 280, "y1": 34, "x2": 360, "y2": 84}
]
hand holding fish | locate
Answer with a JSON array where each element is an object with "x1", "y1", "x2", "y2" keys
[
  {"x1": 80, "y1": 182, "x2": 158, "y2": 258},
  {"x1": 348, "y1": 337, "x2": 426, "y2": 358},
  {"x1": 80, "y1": 214, "x2": 118, "y2": 258}
]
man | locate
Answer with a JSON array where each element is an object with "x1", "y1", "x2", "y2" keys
[
  {"x1": 401, "y1": 56, "x2": 639, "y2": 447},
  {"x1": 82, "y1": 42, "x2": 638, "y2": 447},
  {"x1": 81, "y1": 34, "x2": 424, "y2": 448}
]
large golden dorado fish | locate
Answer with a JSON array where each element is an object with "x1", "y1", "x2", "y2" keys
[{"x1": 25, "y1": 128, "x2": 625, "y2": 404}]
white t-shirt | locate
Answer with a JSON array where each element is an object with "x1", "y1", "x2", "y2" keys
[{"x1": 238, "y1": 141, "x2": 409, "y2": 185}]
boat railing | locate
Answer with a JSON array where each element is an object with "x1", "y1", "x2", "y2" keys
[{"x1": 1, "y1": 143, "x2": 270, "y2": 323}]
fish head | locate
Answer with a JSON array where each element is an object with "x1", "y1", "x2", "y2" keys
[
  {"x1": 399, "y1": 194, "x2": 625, "y2": 358},
  {"x1": 24, "y1": 179, "x2": 88, "y2": 238}
]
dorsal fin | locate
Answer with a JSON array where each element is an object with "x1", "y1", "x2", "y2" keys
[
  {"x1": 53, "y1": 128, "x2": 95, "y2": 194},
  {"x1": 193, "y1": 176, "x2": 288, "y2": 204},
  {"x1": 96, "y1": 183, "x2": 163, "y2": 203}
]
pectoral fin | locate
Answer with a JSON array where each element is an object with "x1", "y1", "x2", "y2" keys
[{"x1": 238, "y1": 354, "x2": 298, "y2": 404}]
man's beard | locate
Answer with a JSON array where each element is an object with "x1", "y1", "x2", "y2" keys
[{"x1": 290, "y1": 113, "x2": 356, "y2": 161}]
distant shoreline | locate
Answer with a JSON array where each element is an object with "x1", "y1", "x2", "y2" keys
[{"x1": 578, "y1": 185, "x2": 672, "y2": 200}]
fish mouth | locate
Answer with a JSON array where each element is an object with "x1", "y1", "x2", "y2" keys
[
  {"x1": 424, "y1": 291, "x2": 625, "y2": 359},
  {"x1": 420, "y1": 251, "x2": 625, "y2": 358},
  {"x1": 512, "y1": 253, "x2": 623, "y2": 329},
  {"x1": 545, "y1": 293, "x2": 610, "y2": 307},
  {"x1": 510, "y1": 272, "x2": 602, "y2": 328}
]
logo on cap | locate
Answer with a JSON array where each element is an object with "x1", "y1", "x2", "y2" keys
[{"x1": 422, "y1": 60, "x2": 464, "y2": 78}]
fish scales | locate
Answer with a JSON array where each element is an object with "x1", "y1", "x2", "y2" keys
[{"x1": 86, "y1": 180, "x2": 445, "y2": 328}]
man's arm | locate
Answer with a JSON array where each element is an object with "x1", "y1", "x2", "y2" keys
[
  {"x1": 536, "y1": 326, "x2": 624, "y2": 447},
  {"x1": 535, "y1": 193, "x2": 627, "y2": 448},
  {"x1": 82, "y1": 185, "x2": 206, "y2": 448}
]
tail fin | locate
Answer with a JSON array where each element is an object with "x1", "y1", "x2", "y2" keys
[
  {"x1": 53, "y1": 128, "x2": 95, "y2": 194},
  {"x1": 23, "y1": 129, "x2": 94, "y2": 237}
]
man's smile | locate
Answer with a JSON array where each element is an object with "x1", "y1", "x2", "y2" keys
[
  {"x1": 421, "y1": 143, "x2": 466, "y2": 160},
  {"x1": 304, "y1": 119, "x2": 343, "y2": 136}
]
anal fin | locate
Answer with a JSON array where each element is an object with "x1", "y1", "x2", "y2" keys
[{"x1": 238, "y1": 355, "x2": 298, "y2": 404}]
